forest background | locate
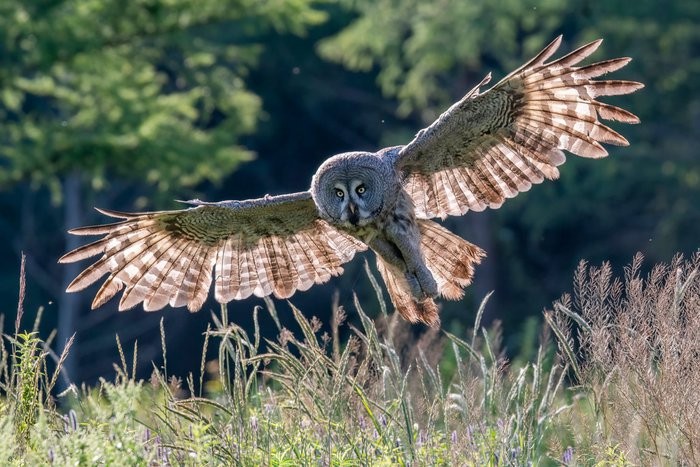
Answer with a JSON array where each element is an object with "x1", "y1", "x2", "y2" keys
[{"x1": 0, "y1": 0, "x2": 696, "y2": 386}]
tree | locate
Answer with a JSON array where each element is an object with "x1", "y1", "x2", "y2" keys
[{"x1": 0, "y1": 0, "x2": 326, "y2": 385}]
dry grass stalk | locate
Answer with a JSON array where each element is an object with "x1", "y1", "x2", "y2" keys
[{"x1": 551, "y1": 253, "x2": 700, "y2": 465}]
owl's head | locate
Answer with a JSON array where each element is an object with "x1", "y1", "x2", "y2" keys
[{"x1": 311, "y1": 151, "x2": 397, "y2": 227}]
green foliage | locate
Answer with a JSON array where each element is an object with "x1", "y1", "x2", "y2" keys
[
  {"x1": 319, "y1": 0, "x2": 570, "y2": 117},
  {"x1": 10, "y1": 332, "x2": 42, "y2": 449},
  {"x1": 0, "y1": 0, "x2": 326, "y2": 202},
  {"x1": 146, "y1": 290, "x2": 571, "y2": 465}
]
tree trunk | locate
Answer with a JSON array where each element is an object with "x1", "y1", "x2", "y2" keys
[
  {"x1": 453, "y1": 210, "x2": 497, "y2": 325},
  {"x1": 470, "y1": 211, "x2": 497, "y2": 325},
  {"x1": 58, "y1": 173, "x2": 82, "y2": 390}
]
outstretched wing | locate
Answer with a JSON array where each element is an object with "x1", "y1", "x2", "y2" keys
[
  {"x1": 59, "y1": 192, "x2": 366, "y2": 312},
  {"x1": 393, "y1": 36, "x2": 644, "y2": 219}
]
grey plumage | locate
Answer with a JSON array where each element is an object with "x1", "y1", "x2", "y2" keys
[{"x1": 60, "y1": 36, "x2": 643, "y2": 326}]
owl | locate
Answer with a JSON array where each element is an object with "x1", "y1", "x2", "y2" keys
[{"x1": 60, "y1": 36, "x2": 643, "y2": 326}]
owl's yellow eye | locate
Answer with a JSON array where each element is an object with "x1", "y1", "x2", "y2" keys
[
  {"x1": 356, "y1": 185, "x2": 366, "y2": 195},
  {"x1": 335, "y1": 189, "x2": 344, "y2": 198}
]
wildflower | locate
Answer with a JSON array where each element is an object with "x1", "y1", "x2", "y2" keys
[
  {"x1": 417, "y1": 430, "x2": 426, "y2": 447},
  {"x1": 251, "y1": 416, "x2": 259, "y2": 432},
  {"x1": 510, "y1": 447, "x2": 520, "y2": 461},
  {"x1": 150, "y1": 369, "x2": 160, "y2": 389},
  {"x1": 562, "y1": 446, "x2": 574, "y2": 464},
  {"x1": 62, "y1": 409, "x2": 78, "y2": 433},
  {"x1": 466, "y1": 425, "x2": 475, "y2": 445},
  {"x1": 278, "y1": 328, "x2": 294, "y2": 346},
  {"x1": 310, "y1": 316, "x2": 322, "y2": 332},
  {"x1": 451, "y1": 430, "x2": 458, "y2": 444}
]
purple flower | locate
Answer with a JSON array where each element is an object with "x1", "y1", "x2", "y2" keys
[
  {"x1": 62, "y1": 409, "x2": 78, "y2": 433},
  {"x1": 510, "y1": 448, "x2": 520, "y2": 460},
  {"x1": 451, "y1": 430, "x2": 458, "y2": 444},
  {"x1": 417, "y1": 430, "x2": 427, "y2": 447},
  {"x1": 562, "y1": 446, "x2": 574, "y2": 464}
]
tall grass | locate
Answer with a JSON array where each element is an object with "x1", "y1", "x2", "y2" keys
[
  {"x1": 548, "y1": 253, "x2": 700, "y2": 465},
  {"x1": 1, "y1": 253, "x2": 699, "y2": 465}
]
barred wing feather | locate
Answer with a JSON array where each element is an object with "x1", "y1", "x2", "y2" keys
[
  {"x1": 395, "y1": 36, "x2": 643, "y2": 219},
  {"x1": 59, "y1": 192, "x2": 365, "y2": 312}
]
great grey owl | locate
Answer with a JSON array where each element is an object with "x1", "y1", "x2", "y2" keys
[{"x1": 60, "y1": 36, "x2": 643, "y2": 326}]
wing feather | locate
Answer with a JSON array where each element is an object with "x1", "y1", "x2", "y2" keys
[
  {"x1": 94, "y1": 232, "x2": 175, "y2": 308},
  {"x1": 61, "y1": 192, "x2": 366, "y2": 311},
  {"x1": 285, "y1": 235, "x2": 316, "y2": 292},
  {"x1": 234, "y1": 245, "x2": 258, "y2": 300},
  {"x1": 190, "y1": 246, "x2": 218, "y2": 311},
  {"x1": 144, "y1": 237, "x2": 191, "y2": 311},
  {"x1": 170, "y1": 242, "x2": 206, "y2": 308},
  {"x1": 249, "y1": 239, "x2": 274, "y2": 298},
  {"x1": 213, "y1": 236, "x2": 235, "y2": 302},
  {"x1": 394, "y1": 36, "x2": 642, "y2": 219},
  {"x1": 297, "y1": 230, "x2": 335, "y2": 283},
  {"x1": 118, "y1": 234, "x2": 182, "y2": 310}
]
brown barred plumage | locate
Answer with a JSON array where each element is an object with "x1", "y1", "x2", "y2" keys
[{"x1": 398, "y1": 36, "x2": 643, "y2": 219}]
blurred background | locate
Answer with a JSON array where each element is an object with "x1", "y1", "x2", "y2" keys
[{"x1": 0, "y1": 0, "x2": 697, "y2": 387}]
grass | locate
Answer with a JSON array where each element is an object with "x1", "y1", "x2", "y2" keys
[{"x1": 1, "y1": 253, "x2": 699, "y2": 465}]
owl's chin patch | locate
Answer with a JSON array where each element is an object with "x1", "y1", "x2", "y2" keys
[{"x1": 340, "y1": 218, "x2": 371, "y2": 230}]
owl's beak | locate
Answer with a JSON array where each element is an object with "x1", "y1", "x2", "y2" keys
[{"x1": 347, "y1": 202, "x2": 359, "y2": 225}]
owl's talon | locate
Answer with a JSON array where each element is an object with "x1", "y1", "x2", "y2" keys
[
  {"x1": 405, "y1": 273, "x2": 423, "y2": 299},
  {"x1": 405, "y1": 270, "x2": 438, "y2": 300}
]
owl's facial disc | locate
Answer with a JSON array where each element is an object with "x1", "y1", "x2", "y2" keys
[{"x1": 335, "y1": 179, "x2": 372, "y2": 226}]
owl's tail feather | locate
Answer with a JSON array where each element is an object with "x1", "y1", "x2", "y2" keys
[
  {"x1": 375, "y1": 220, "x2": 485, "y2": 327},
  {"x1": 375, "y1": 257, "x2": 440, "y2": 327},
  {"x1": 417, "y1": 219, "x2": 486, "y2": 301}
]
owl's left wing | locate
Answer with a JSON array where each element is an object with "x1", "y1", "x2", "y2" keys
[
  {"x1": 392, "y1": 36, "x2": 643, "y2": 219},
  {"x1": 59, "y1": 192, "x2": 366, "y2": 312}
]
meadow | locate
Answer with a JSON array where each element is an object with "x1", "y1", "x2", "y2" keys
[{"x1": 1, "y1": 254, "x2": 698, "y2": 466}]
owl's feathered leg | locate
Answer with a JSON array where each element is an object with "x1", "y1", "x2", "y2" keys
[
  {"x1": 368, "y1": 236, "x2": 437, "y2": 300},
  {"x1": 375, "y1": 256, "x2": 440, "y2": 327},
  {"x1": 374, "y1": 220, "x2": 485, "y2": 327},
  {"x1": 378, "y1": 192, "x2": 440, "y2": 300}
]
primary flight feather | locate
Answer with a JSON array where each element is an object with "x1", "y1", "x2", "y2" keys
[{"x1": 60, "y1": 36, "x2": 643, "y2": 326}]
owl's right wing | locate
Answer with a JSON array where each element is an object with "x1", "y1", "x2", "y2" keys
[
  {"x1": 59, "y1": 192, "x2": 366, "y2": 312},
  {"x1": 391, "y1": 36, "x2": 643, "y2": 219}
]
